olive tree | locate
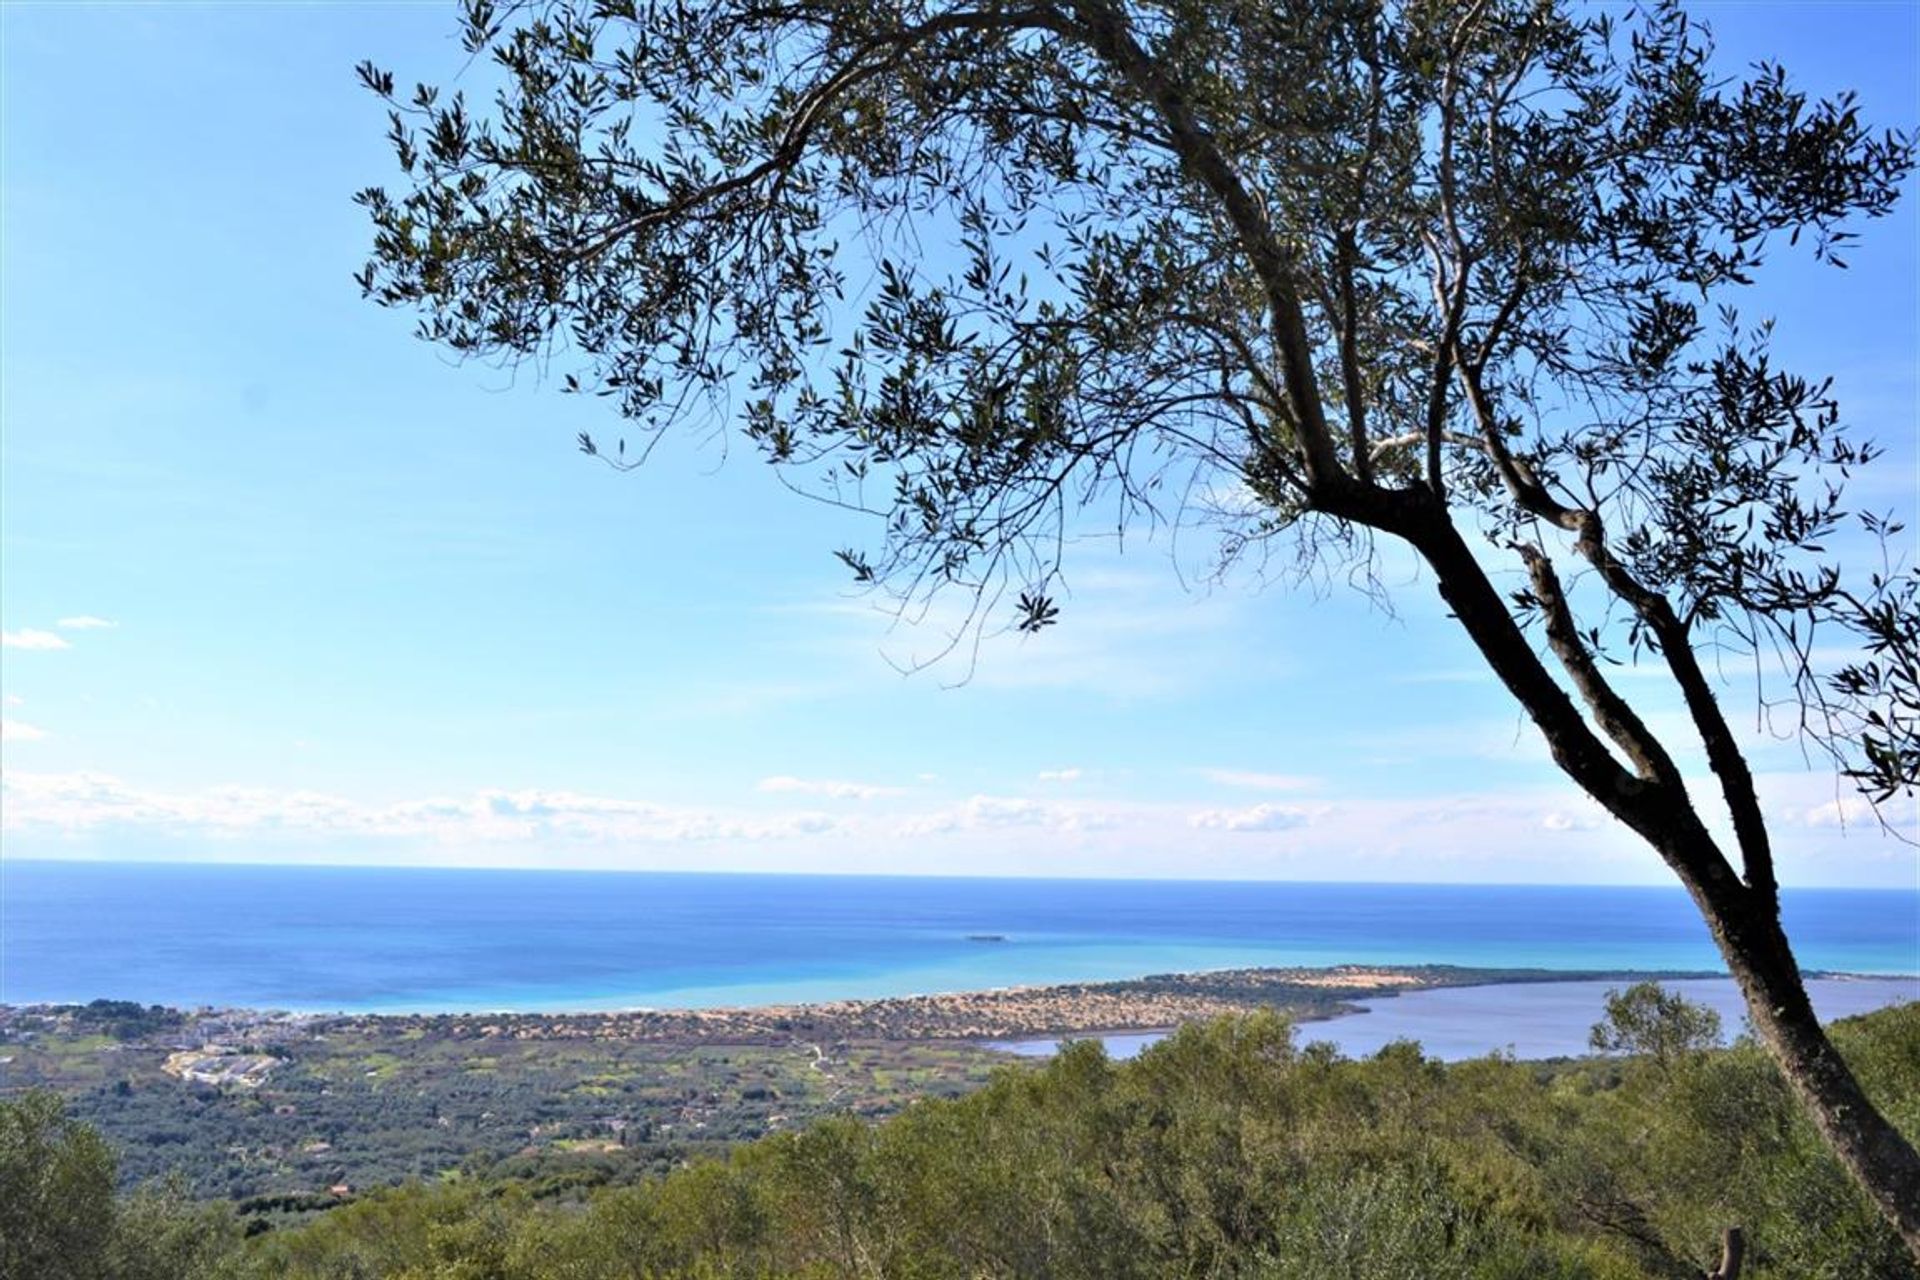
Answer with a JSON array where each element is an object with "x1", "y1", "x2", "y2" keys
[
  {"x1": 354, "y1": 0, "x2": 1920, "y2": 1249},
  {"x1": 0, "y1": 1092, "x2": 116, "y2": 1280},
  {"x1": 1589, "y1": 981, "x2": 1724, "y2": 1069}
]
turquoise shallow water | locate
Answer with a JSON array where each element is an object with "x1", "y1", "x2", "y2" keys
[{"x1": 4, "y1": 861, "x2": 1915, "y2": 1012}]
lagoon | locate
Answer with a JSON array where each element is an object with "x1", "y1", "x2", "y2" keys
[{"x1": 990, "y1": 975, "x2": 1920, "y2": 1062}]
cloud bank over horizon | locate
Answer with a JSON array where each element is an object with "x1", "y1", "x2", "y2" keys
[{"x1": 4, "y1": 764, "x2": 1909, "y2": 888}]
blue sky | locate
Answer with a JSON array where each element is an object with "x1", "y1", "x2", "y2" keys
[{"x1": 1, "y1": 2, "x2": 1915, "y2": 886}]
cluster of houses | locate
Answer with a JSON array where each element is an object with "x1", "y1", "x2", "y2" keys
[
  {"x1": 161, "y1": 1046, "x2": 279, "y2": 1088},
  {"x1": 154, "y1": 1009, "x2": 336, "y2": 1088}
]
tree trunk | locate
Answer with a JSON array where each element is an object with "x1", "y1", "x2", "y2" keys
[
  {"x1": 1707, "y1": 1226, "x2": 1744, "y2": 1280},
  {"x1": 1693, "y1": 873, "x2": 1920, "y2": 1257},
  {"x1": 1384, "y1": 497, "x2": 1920, "y2": 1261}
]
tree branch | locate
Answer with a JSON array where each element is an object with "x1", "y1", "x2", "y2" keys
[
  {"x1": 1064, "y1": 0, "x2": 1345, "y2": 492},
  {"x1": 1456, "y1": 362, "x2": 1777, "y2": 900},
  {"x1": 1370, "y1": 429, "x2": 1483, "y2": 462},
  {"x1": 1334, "y1": 228, "x2": 1373, "y2": 484},
  {"x1": 1517, "y1": 542, "x2": 1686, "y2": 788},
  {"x1": 565, "y1": 6, "x2": 1077, "y2": 265}
]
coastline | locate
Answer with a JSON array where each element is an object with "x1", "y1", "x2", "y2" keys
[
  {"x1": 9, "y1": 964, "x2": 1913, "y2": 1045},
  {"x1": 8, "y1": 963, "x2": 1913, "y2": 1202},
  {"x1": 15, "y1": 866, "x2": 1915, "y2": 1013},
  {"x1": 7, "y1": 962, "x2": 1747, "y2": 1043},
  {"x1": 985, "y1": 971, "x2": 1920, "y2": 1063}
]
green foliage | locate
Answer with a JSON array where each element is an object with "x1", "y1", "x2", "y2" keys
[
  {"x1": 131, "y1": 1003, "x2": 1920, "y2": 1277},
  {"x1": 105, "y1": 1185, "x2": 249, "y2": 1280},
  {"x1": 352, "y1": 0, "x2": 1920, "y2": 1234},
  {"x1": 1, "y1": 1090, "x2": 117, "y2": 1280},
  {"x1": 1567, "y1": 1003, "x2": 1920, "y2": 1280},
  {"x1": 15, "y1": 1000, "x2": 1917, "y2": 1278},
  {"x1": 0, "y1": 1092, "x2": 243, "y2": 1280},
  {"x1": 2, "y1": 1008, "x2": 1001, "y2": 1203},
  {"x1": 65, "y1": 1000, "x2": 189, "y2": 1042},
  {"x1": 1589, "y1": 982, "x2": 1725, "y2": 1066},
  {"x1": 354, "y1": 0, "x2": 1917, "y2": 799}
]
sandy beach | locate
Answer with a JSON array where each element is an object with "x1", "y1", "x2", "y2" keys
[{"x1": 316, "y1": 963, "x2": 1710, "y2": 1046}]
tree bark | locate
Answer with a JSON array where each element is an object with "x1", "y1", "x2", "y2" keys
[
  {"x1": 1364, "y1": 486, "x2": 1920, "y2": 1260},
  {"x1": 1685, "y1": 867, "x2": 1920, "y2": 1257},
  {"x1": 1066, "y1": 36, "x2": 1920, "y2": 1245},
  {"x1": 1707, "y1": 1226, "x2": 1744, "y2": 1280}
]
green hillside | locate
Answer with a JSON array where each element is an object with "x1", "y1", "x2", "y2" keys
[{"x1": 8, "y1": 997, "x2": 1916, "y2": 1279}]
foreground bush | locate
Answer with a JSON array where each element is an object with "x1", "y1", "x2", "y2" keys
[
  {"x1": 7, "y1": 998, "x2": 1916, "y2": 1279},
  {"x1": 0, "y1": 1091, "x2": 244, "y2": 1280}
]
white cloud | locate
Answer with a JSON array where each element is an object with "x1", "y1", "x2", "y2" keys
[
  {"x1": 3, "y1": 764, "x2": 1910, "y2": 887},
  {"x1": 0, "y1": 719, "x2": 48, "y2": 742},
  {"x1": 1037, "y1": 767, "x2": 1083, "y2": 783},
  {"x1": 56, "y1": 616, "x2": 117, "y2": 631},
  {"x1": 961, "y1": 795, "x2": 1049, "y2": 825},
  {"x1": 0, "y1": 772, "x2": 846, "y2": 846},
  {"x1": 814, "y1": 559, "x2": 1262, "y2": 700},
  {"x1": 1800, "y1": 797, "x2": 1876, "y2": 829},
  {"x1": 756, "y1": 775, "x2": 899, "y2": 800},
  {"x1": 1188, "y1": 802, "x2": 1317, "y2": 832},
  {"x1": 3, "y1": 694, "x2": 21, "y2": 707},
  {"x1": 1, "y1": 629, "x2": 70, "y2": 651},
  {"x1": 468, "y1": 787, "x2": 846, "y2": 842},
  {"x1": 898, "y1": 794, "x2": 1048, "y2": 836},
  {"x1": 1780, "y1": 792, "x2": 1916, "y2": 833},
  {"x1": 1752, "y1": 772, "x2": 1917, "y2": 835},
  {"x1": 1201, "y1": 769, "x2": 1318, "y2": 791},
  {"x1": 894, "y1": 793, "x2": 1123, "y2": 837}
]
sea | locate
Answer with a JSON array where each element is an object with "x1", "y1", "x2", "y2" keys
[{"x1": 5, "y1": 862, "x2": 1914, "y2": 1028}]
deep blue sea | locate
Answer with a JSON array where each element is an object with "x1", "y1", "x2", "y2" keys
[{"x1": 3, "y1": 861, "x2": 1915, "y2": 1013}]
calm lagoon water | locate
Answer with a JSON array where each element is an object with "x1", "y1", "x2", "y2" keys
[
  {"x1": 3, "y1": 861, "x2": 1914, "y2": 1013},
  {"x1": 991, "y1": 975, "x2": 1920, "y2": 1063}
]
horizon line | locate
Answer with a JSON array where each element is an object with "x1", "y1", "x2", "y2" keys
[{"x1": 4, "y1": 855, "x2": 1912, "y2": 893}]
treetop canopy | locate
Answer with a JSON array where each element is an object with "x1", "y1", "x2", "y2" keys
[{"x1": 356, "y1": 0, "x2": 1915, "y2": 800}]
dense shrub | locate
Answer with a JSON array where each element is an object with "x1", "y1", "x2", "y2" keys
[
  {"x1": 10, "y1": 998, "x2": 1916, "y2": 1279},
  {"x1": 0, "y1": 1092, "x2": 243, "y2": 1280}
]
